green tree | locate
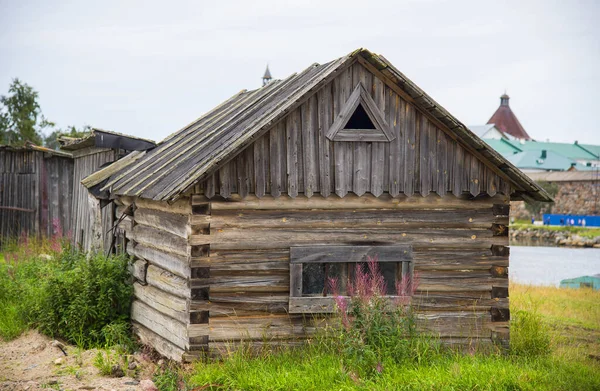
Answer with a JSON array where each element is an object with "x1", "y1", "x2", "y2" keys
[
  {"x1": 44, "y1": 125, "x2": 92, "y2": 150},
  {"x1": 0, "y1": 78, "x2": 53, "y2": 146}
]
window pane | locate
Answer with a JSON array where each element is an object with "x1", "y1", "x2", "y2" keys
[
  {"x1": 302, "y1": 263, "x2": 349, "y2": 296},
  {"x1": 380, "y1": 262, "x2": 397, "y2": 295},
  {"x1": 302, "y1": 263, "x2": 325, "y2": 296}
]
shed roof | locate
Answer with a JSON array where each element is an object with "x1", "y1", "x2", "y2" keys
[
  {"x1": 59, "y1": 128, "x2": 156, "y2": 151},
  {"x1": 90, "y1": 48, "x2": 551, "y2": 202},
  {"x1": 0, "y1": 142, "x2": 72, "y2": 158}
]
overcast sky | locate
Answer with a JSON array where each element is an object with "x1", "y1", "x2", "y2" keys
[{"x1": 1, "y1": 0, "x2": 599, "y2": 145}]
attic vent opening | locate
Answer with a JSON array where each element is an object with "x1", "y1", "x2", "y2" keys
[
  {"x1": 344, "y1": 103, "x2": 376, "y2": 130},
  {"x1": 326, "y1": 82, "x2": 395, "y2": 143}
]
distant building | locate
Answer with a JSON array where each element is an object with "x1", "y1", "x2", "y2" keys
[
  {"x1": 482, "y1": 139, "x2": 600, "y2": 172},
  {"x1": 560, "y1": 274, "x2": 600, "y2": 290},
  {"x1": 487, "y1": 93, "x2": 532, "y2": 140},
  {"x1": 468, "y1": 124, "x2": 506, "y2": 140}
]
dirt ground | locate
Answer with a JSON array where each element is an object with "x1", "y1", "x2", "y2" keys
[{"x1": 0, "y1": 331, "x2": 159, "y2": 391}]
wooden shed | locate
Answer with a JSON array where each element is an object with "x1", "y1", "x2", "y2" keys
[
  {"x1": 59, "y1": 128, "x2": 155, "y2": 252},
  {"x1": 0, "y1": 143, "x2": 73, "y2": 245},
  {"x1": 87, "y1": 48, "x2": 551, "y2": 361}
]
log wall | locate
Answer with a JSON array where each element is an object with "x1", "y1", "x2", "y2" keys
[
  {"x1": 123, "y1": 196, "x2": 206, "y2": 361},
  {"x1": 188, "y1": 193, "x2": 510, "y2": 358},
  {"x1": 0, "y1": 148, "x2": 73, "y2": 244}
]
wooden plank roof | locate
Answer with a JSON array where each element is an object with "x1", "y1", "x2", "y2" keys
[{"x1": 90, "y1": 48, "x2": 551, "y2": 203}]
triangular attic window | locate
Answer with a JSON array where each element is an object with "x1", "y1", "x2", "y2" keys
[
  {"x1": 344, "y1": 103, "x2": 377, "y2": 130},
  {"x1": 326, "y1": 82, "x2": 395, "y2": 142}
]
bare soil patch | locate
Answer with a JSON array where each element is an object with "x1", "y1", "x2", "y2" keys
[{"x1": 0, "y1": 331, "x2": 157, "y2": 391}]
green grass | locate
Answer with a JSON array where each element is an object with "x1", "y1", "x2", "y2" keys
[
  {"x1": 510, "y1": 222, "x2": 600, "y2": 239},
  {"x1": 187, "y1": 284, "x2": 600, "y2": 391}
]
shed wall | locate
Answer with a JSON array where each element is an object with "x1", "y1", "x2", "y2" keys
[
  {"x1": 0, "y1": 149, "x2": 73, "y2": 244},
  {"x1": 71, "y1": 147, "x2": 118, "y2": 252}
]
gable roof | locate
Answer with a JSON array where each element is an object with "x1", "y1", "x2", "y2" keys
[{"x1": 92, "y1": 48, "x2": 551, "y2": 203}]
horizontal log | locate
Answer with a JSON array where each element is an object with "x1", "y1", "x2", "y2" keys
[
  {"x1": 207, "y1": 293, "x2": 289, "y2": 304},
  {"x1": 189, "y1": 299, "x2": 288, "y2": 316},
  {"x1": 210, "y1": 260, "x2": 289, "y2": 273},
  {"x1": 188, "y1": 323, "x2": 210, "y2": 339},
  {"x1": 288, "y1": 295, "x2": 508, "y2": 314},
  {"x1": 146, "y1": 264, "x2": 190, "y2": 299},
  {"x1": 201, "y1": 228, "x2": 506, "y2": 250},
  {"x1": 130, "y1": 242, "x2": 190, "y2": 279},
  {"x1": 210, "y1": 208, "x2": 505, "y2": 230},
  {"x1": 135, "y1": 207, "x2": 190, "y2": 239},
  {"x1": 413, "y1": 248, "x2": 509, "y2": 268},
  {"x1": 132, "y1": 321, "x2": 185, "y2": 362},
  {"x1": 129, "y1": 223, "x2": 188, "y2": 257},
  {"x1": 210, "y1": 193, "x2": 510, "y2": 211},
  {"x1": 417, "y1": 277, "x2": 507, "y2": 292},
  {"x1": 133, "y1": 282, "x2": 188, "y2": 324},
  {"x1": 131, "y1": 300, "x2": 188, "y2": 349},
  {"x1": 206, "y1": 315, "x2": 319, "y2": 342},
  {"x1": 290, "y1": 245, "x2": 412, "y2": 264},
  {"x1": 190, "y1": 275, "x2": 289, "y2": 293}
]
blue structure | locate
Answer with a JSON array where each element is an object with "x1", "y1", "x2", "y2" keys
[
  {"x1": 543, "y1": 214, "x2": 600, "y2": 227},
  {"x1": 560, "y1": 275, "x2": 600, "y2": 290}
]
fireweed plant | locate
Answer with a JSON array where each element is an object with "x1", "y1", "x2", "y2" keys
[{"x1": 325, "y1": 256, "x2": 434, "y2": 376}]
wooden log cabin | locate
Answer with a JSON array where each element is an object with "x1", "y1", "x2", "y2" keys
[{"x1": 86, "y1": 48, "x2": 552, "y2": 361}]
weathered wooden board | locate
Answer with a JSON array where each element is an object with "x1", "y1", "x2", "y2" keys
[
  {"x1": 132, "y1": 321, "x2": 185, "y2": 362},
  {"x1": 290, "y1": 245, "x2": 412, "y2": 264},
  {"x1": 131, "y1": 300, "x2": 188, "y2": 349},
  {"x1": 146, "y1": 264, "x2": 190, "y2": 299},
  {"x1": 210, "y1": 208, "x2": 504, "y2": 229},
  {"x1": 129, "y1": 242, "x2": 190, "y2": 279},
  {"x1": 210, "y1": 193, "x2": 510, "y2": 210},
  {"x1": 129, "y1": 223, "x2": 188, "y2": 257},
  {"x1": 133, "y1": 282, "x2": 188, "y2": 324},
  {"x1": 134, "y1": 207, "x2": 190, "y2": 239},
  {"x1": 204, "y1": 227, "x2": 504, "y2": 250},
  {"x1": 191, "y1": 275, "x2": 289, "y2": 293}
]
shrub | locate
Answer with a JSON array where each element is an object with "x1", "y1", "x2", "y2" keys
[
  {"x1": 326, "y1": 256, "x2": 428, "y2": 376},
  {"x1": 31, "y1": 250, "x2": 133, "y2": 349},
  {"x1": 510, "y1": 309, "x2": 551, "y2": 357},
  {"x1": 0, "y1": 233, "x2": 134, "y2": 349}
]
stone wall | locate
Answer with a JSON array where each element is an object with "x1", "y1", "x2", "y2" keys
[{"x1": 510, "y1": 181, "x2": 599, "y2": 220}]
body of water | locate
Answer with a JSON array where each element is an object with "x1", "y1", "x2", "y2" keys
[{"x1": 510, "y1": 245, "x2": 600, "y2": 286}]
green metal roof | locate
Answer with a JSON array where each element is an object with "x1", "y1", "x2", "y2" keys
[
  {"x1": 506, "y1": 150, "x2": 578, "y2": 171},
  {"x1": 576, "y1": 143, "x2": 600, "y2": 159},
  {"x1": 482, "y1": 139, "x2": 522, "y2": 155},
  {"x1": 501, "y1": 140, "x2": 599, "y2": 160}
]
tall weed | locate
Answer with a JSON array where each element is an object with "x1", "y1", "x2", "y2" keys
[{"x1": 326, "y1": 256, "x2": 429, "y2": 376}]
